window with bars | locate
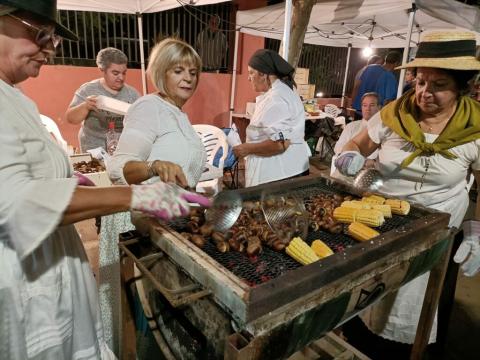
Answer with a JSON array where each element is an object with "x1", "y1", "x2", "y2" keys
[{"x1": 55, "y1": 2, "x2": 234, "y2": 72}]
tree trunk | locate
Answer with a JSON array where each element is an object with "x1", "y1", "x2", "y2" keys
[{"x1": 288, "y1": 0, "x2": 316, "y2": 68}]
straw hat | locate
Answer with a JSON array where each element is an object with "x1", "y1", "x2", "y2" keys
[{"x1": 397, "y1": 30, "x2": 480, "y2": 71}]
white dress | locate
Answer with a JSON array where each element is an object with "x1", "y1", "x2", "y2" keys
[
  {"x1": 100, "y1": 95, "x2": 207, "y2": 354},
  {"x1": 245, "y1": 79, "x2": 311, "y2": 187},
  {"x1": 0, "y1": 80, "x2": 114, "y2": 359},
  {"x1": 359, "y1": 112, "x2": 480, "y2": 344}
]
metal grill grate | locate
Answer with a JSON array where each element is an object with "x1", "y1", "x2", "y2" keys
[{"x1": 169, "y1": 182, "x2": 423, "y2": 287}]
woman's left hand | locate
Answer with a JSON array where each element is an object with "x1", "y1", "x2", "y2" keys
[{"x1": 233, "y1": 143, "x2": 250, "y2": 159}]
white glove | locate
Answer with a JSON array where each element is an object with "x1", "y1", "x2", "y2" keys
[
  {"x1": 454, "y1": 220, "x2": 480, "y2": 277},
  {"x1": 131, "y1": 182, "x2": 211, "y2": 220},
  {"x1": 334, "y1": 151, "x2": 366, "y2": 176}
]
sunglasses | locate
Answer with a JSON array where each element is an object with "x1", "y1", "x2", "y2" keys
[{"x1": 7, "y1": 14, "x2": 62, "y2": 48}]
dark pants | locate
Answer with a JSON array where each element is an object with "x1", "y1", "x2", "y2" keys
[{"x1": 342, "y1": 316, "x2": 437, "y2": 360}]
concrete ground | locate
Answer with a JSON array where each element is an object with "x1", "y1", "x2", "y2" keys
[{"x1": 76, "y1": 160, "x2": 480, "y2": 359}]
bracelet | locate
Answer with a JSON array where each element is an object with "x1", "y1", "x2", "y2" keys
[{"x1": 146, "y1": 160, "x2": 156, "y2": 178}]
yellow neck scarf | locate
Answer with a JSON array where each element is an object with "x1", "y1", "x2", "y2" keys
[{"x1": 381, "y1": 90, "x2": 480, "y2": 168}]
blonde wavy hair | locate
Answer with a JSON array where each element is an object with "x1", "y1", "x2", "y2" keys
[{"x1": 147, "y1": 38, "x2": 202, "y2": 96}]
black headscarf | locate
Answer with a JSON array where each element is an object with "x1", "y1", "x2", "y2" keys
[{"x1": 248, "y1": 49, "x2": 295, "y2": 89}]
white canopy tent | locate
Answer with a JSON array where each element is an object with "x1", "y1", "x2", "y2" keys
[
  {"x1": 237, "y1": 0, "x2": 480, "y2": 49},
  {"x1": 237, "y1": 0, "x2": 480, "y2": 104},
  {"x1": 58, "y1": 0, "x2": 230, "y2": 94}
]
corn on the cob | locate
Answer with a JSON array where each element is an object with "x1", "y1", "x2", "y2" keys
[
  {"x1": 285, "y1": 237, "x2": 319, "y2": 265},
  {"x1": 333, "y1": 207, "x2": 384, "y2": 227},
  {"x1": 348, "y1": 222, "x2": 380, "y2": 241},
  {"x1": 311, "y1": 240, "x2": 334, "y2": 258},
  {"x1": 333, "y1": 206, "x2": 357, "y2": 223},
  {"x1": 385, "y1": 199, "x2": 410, "y2": 215},
  {"x1": 362, "y1": 195, "x2": 386, "y2": 204},
  {"x1": 341, "y1": 200, "x2": 372, "y2": 209},
  {"x1": 370, "y1": 204, "x2": 392, "y2": 218},
  {"x1": 356, "y1": 209, "x2": 384, "y2": 226}
]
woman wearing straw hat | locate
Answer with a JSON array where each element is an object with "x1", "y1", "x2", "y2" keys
[
  {"x1": 0, "y1": 1, "x2": 209, "y2": 358},
  {"x1": 335, "y1": 30, "x2": 480, "y2": 358}
]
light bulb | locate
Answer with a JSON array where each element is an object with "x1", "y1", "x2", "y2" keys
[
  {"x1": 362, "y1": 46, "x2": 373, "y2": 57},
  {"x1": 316, "y1": 92, "x2": 324, "y2": 97}
]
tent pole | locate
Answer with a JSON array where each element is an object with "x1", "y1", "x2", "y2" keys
[
  {"x1": 137, "y1": 13, "x2": 147, "y2": 95},
  {"x1": 341, "y1": 43, "x2": 352, "y2": 108},
  {"x1": 281, "y1": 0, "x2": 293, "y2": 60},
  {"x1": 229, "y1": 30, "x2": 240, "y2": 128},
  {"x1": 397, "y1": 6, "x2": 416, "y2": 98}
]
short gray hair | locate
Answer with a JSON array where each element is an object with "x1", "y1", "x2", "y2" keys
[{"x1": 96, "y1": 47, "x2": 128, "y2": 70}]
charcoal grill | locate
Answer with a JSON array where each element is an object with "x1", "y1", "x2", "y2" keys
[{"x1": 120, "y1": 174, "x2": 454, "y2": 359}]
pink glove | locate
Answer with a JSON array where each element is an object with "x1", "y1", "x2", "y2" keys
[
  {"x1": 131, "y1": 182, "x2": 211, "y2": 220},
  {"x1": 73, "y1": 171, "x2": 96, "y2": 186}
]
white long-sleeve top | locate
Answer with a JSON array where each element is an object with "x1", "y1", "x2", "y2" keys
[
  {"x1": 0, "y1": 79, "x2": 113, "y2": 359},
  {"x1": 107, "y1": 94, "x2": 207, "y2": 188},
  {"x1": 245, "y1": 79, "x2": 311, "y2": 187}
]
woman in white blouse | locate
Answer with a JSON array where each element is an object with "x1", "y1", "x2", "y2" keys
[
  {"x1": 335, "y1": 30, "x2": 480, "y2": 359},
  {"x1": 102, "y1": 38, "x2": 207, "y2": 353},
  {"x1": 108, "y1": 38, "x2": 206, "y2": 187},
  {"x1": 233, "y1": 49, "x2": 311, "y2": 187}
]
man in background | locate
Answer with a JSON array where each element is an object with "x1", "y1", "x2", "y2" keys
[
  {"x1": 352, "y1": 51, "x2": 402, "y2": 113},
  {"x1": 350, "y1": 54, "x2": 384, "y2": 108},
  {"x1": 195, "y1": 14, "x2": 227, "y2": 71},
  {"x1": 402, "y1": 68, "x2": 416, "y2": 93}
]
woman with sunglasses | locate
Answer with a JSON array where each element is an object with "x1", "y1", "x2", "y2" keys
[{"x1": 0, "y1": 1, "x2": 209, "y2": 358}]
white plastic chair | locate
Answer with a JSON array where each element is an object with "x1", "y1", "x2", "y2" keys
[
  {"x1": 40, "y1": 114, "x2": 68, "y2": 152},
  {"x1": 193, "y1": 124, "x2": 228, "y2": 195}
]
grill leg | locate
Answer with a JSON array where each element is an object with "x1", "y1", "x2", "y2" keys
[{"x1": 410, "y1": 237, "x2": 455, "y2": 360}]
